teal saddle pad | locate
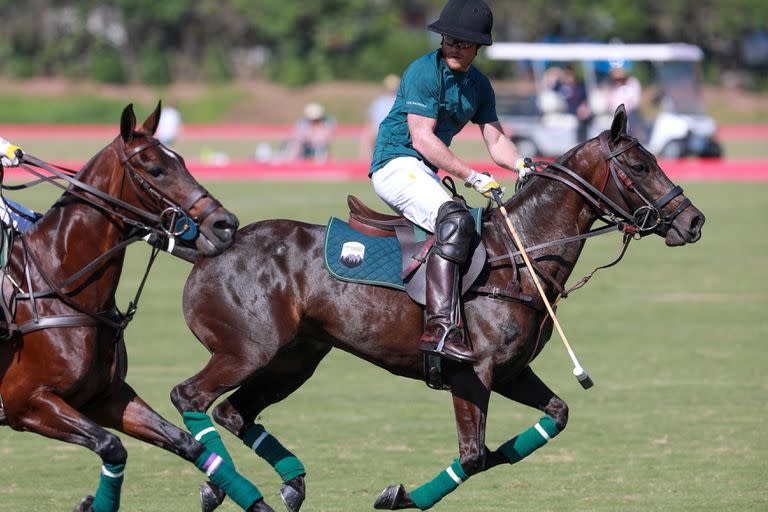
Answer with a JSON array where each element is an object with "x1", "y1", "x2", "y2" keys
[
  {"x1": 323, "y1": 209, "x2": 484, "y2": 290},
  {"x1": 324, "y1": 217, "x2": 415, "y2": 290}
]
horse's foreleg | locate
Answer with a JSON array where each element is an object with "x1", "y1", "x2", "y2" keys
[
  {"x1": 485, "y1": 366, "x2": 568, "y2": 471},
  {"x1": 375, "y1": 364, "x2": 492, "y2": 510},
  {"x1": 204, "y1": 341, "x2": 330, "y2": 512},
  {"x1": 87, "y1": 382, "x2": 271, "y2": 511}
]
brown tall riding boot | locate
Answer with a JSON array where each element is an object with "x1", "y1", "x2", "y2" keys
[{"x1": 417, "y1": 252, "x2": 476, "y2": 363}]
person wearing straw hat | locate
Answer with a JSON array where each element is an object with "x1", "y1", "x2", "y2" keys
[
  {"x1": 368, "y1": 0, "x2": 531, "y2": 363},
  {"x1": 284, "y1": 102, "x2": 336, "y2": 162}
]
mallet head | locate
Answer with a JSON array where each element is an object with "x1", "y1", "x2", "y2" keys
[{"x1": 573, "y1": 366, "x2": 594, "y2": 390}]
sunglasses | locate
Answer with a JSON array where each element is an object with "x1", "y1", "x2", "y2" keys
[{"x1": 442, "y1": 36, "x2": 475, "y2": 50}]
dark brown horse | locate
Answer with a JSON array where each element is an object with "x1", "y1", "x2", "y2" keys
[
  {"x1": 172, "y1": 106, "x2": 705, "y2": 511},
  {"x1": 0, "y1": 104, "x2": 276, "y2": 511}
]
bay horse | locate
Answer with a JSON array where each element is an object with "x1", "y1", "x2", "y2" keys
[
  {"x1": 0, "y1": 104, "x2": 276, "y2": 511},
  {"x1": 172, "y1": 106, "x2": 705, "y2": 511}
]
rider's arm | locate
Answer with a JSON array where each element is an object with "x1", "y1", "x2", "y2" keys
[
  {"x1": 479, "y1": 121, "x2": 527, "y2": 174},
  {"x1": 407, "y1": 113, "x2": 473, "y2": 181}
]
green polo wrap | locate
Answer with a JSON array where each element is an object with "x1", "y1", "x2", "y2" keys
[
  {"x1": 409, "y1": 458, "x2": 468, "y2": 510},
  {"x1": 194, "y1": 448, "x2": 263, "y2": 509},
  {"x1": 91, "y1": 462, "x2": 125, "y2": 512},
  {"x1": 498, "y1": 415, "x2": 560, "y2": 464},
  {"x1": 243, "y1": 424, "x2": 305, "y2": 481},
  {"x1": 183, "y1": 411, "x2": 233, "y2": 463}
]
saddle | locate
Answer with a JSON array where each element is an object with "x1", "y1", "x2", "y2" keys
[{"x1": 345, "y1": 195, "x2": 486, "y2": 305}]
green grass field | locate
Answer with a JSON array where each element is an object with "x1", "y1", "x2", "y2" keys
[{"x1": 0, "y1": 179, "x2": 766, "y2": 511}]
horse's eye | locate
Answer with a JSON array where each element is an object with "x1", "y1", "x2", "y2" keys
[
  {"x1": 631, "y1": 163, "x2": 648, "y2": 173},
  {"x1": 147, "y1": 166, "x2": 164, "y2": 178}
]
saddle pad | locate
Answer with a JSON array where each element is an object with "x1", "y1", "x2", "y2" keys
[
  {"x1": 324, "y1": 216, "x2": 407, "y2": 290},
  {"x1": 324, "y1": 208, "x2": 485, "y2": 291}
]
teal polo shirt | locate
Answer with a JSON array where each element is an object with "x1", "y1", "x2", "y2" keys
[{"x1": 370, "y1": 49, "x2": 498, "y2": 175}]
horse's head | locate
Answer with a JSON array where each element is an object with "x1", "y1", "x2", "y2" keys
[
  {"x1": 582, "y1": 105, "x2": 705, "y2": 246},
  {"x1": 117, "y1": 102, "x2": 239, "y2": 256}
]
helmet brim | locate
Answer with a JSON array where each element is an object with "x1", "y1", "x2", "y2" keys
[{"x1": 428, "y1": 21, "x2": 492, "y2": 46}]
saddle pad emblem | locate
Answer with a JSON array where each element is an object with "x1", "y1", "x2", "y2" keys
[{"x1": 340, "y1": 241, "x2": 365, "y2": 267}]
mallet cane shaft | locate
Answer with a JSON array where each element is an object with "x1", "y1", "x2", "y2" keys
[{"x1": 491, "y1": 189, "x2": 593, "y2": 389}]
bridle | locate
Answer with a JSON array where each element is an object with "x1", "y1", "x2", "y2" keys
[
  {"x1": 118, "y1": 139, "x2": 222, "y2": 237},
  {"x1": 527, "y1": 132, "x2": 690, "y2": 238},
  {"x1": 484, "y1": 130, "x2": 693, "y2": 302},
  {"x1": 0, "y1": 136, "x2": 221, "y2": 335}
]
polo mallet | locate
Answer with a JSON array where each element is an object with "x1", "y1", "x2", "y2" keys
[{"x1": 491, "y1": 189, "x2": 594, "y2": 389}]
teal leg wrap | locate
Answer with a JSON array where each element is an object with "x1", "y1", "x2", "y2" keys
[
  {"x1": 183, "y1": 411, "x2": 233, "y2": 463},
  {"x1": 409, "y1": 459, "x2": 468, "y2": 510},
  {"x1": 498, "y1": 415, "x2": 560, "y2": 464},
  {"x1": 91, "y1": 462, "x2": 125, "y2": 512},
  {"x1": 195, "y1": 449, "x2": 263, "y2": 510},
  {"x1": 243, "y1": 424, "x2": 305, "y2": 481}
]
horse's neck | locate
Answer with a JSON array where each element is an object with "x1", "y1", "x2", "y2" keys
[
  {"x1": 23, "y1": 149, "x2": 127, "y2": 299},
  {"x1": 501, "y1": 159, "x2": 603, "y2": 285}
]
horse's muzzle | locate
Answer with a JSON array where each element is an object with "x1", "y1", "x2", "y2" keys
[
  {"x1": 196, "y1": 209, "x2": 239, "y2": 256},
  {"x1": 664, "y1": 206, "x2": 705, "y2": 246}
]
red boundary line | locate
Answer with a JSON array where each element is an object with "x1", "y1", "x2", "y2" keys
[
  {"x1": 6, "y1": 157, "x2": 767, "y2": 182},
  {"x1": 3, "y1": 123, "x2": 768, "y2": 140}
]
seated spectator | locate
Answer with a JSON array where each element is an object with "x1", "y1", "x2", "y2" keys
[{"x1": 284, "y1": 103, "x2": 336, "y2": 161}]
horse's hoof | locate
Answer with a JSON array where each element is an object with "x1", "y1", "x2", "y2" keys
[
  {"x1": 200, "y1": 481, "x2": 226, "y2": 512},
  {"x1": 247, "y1": 498, "x2": 276, "y2": 512},
  {"x1": 373, "y1": 484, "x2": 416, "y2": 510},
  {"x1": 279, "y1": 475, "x2": 305, "y2": 512},
  {"x1": 73, "y1": 495, "x2": 94, "y2": 512}
]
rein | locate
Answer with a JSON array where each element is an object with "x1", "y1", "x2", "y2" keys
[
  {"x1": 486, "y1": 133, "x2": 689, "y2": 302},
  {"x1": 0, "y1": 140, "x2": 209, "y2": 335}
]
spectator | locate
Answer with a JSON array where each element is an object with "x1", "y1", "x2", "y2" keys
[
  {"x1": 360, "y1": 74, "x2": 400, "y2": 159},
  {"x1": 284, "y1": 102, "x2": 336, "y2": 161},
  {"x1": 553, "y1": 65, "x2": 593, "y2": 143},
  {"x1": 608, "y1": 63, "x2": 646, "y2": 141},
  {"x1": 156, "y1": 101, "x2": 183, "y2": 146}
]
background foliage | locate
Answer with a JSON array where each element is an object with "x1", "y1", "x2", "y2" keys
[{"x1": 0, "y1": 1, "x2": 767, "y2": 88}]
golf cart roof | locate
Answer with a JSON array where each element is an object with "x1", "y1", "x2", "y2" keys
[{"x1": 486, "y1": 42, "x2": 703, "y2": 62}]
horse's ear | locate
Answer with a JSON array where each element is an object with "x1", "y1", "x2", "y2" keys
[
  {"x1": 120, "y1": 104, "x2": 137, "y2": 143},
  {"x1": 609, "y1": 104, "x2": 628, "y2": 145},
  {"x1": 142, "y1": 101, "x2": 162, "y2": 136}
]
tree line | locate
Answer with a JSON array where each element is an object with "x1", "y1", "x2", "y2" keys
[{"x1": 1, "y1": 0, "x2": 766, "y2": 88}]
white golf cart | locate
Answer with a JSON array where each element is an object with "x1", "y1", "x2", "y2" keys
[{"x1": 486, "y1": 42, "x2": 722, "y2": 158}]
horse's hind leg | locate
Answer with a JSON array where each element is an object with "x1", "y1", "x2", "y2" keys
[
  {"x1": 485, "y1": 366, "x2": 569, "y2": 471},
  {"x1": 375, "y1": 364, "x2": 493, "y2": 510},
  {"x1": 204, "y1": 340, "x2": 332, "y2": 512},
  {"x1": 87, "y1": 382, "x2": 274, "y2": 511}
]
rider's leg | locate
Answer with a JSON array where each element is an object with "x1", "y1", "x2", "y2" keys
[
  {"x1": 418, "y1": 201, "x2": 476, "y2": 362},
  {"x1": 371, "y1": 157, "x2": 476, "y2": 362}
]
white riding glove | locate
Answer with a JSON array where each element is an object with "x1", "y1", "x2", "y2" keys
[
  {"x1": 0, "y1": 137, "x2": 23, "y2": 167},
  {"x1": 515, "y1": 157, "x2": 533, "y2": 180},
  {"x1": 464, "y1": 169, "x2": 503, "y2": 198}
]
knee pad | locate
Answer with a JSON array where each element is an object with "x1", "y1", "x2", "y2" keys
[{"x1": 433, "y1": 201, "x2": 474, "y2": 264}]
